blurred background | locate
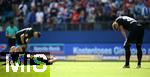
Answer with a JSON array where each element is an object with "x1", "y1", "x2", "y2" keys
[
  {"x1": 0, "y1": 0, "x2": 150, "y2": 31},
  {"x1": 0, "y1": 0, "x2": 150, "y2": 61}
]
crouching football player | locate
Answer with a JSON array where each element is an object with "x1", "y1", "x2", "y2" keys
[{"x1": 15, "y1": 27, "x2": 40, "y2": 65}]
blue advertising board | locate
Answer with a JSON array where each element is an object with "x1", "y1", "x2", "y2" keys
[
  {"x1": 0, "y1": 44, "x2": 7, "y2": 52},
  {"x1": 27, "y1": 43, "x2": 150, "y2": 56},
  {"x1": 1, "y1": 43, "x2": 150, "y2": 56},
  {"x1": 28, "y1": 43, "x2": 64, "y2": 55},
  {"x1": 64, "y1": 44, "x2": 150, "y2": 56}
]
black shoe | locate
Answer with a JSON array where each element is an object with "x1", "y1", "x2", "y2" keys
[
  {"x1": 123, "y1": 65, "x2": 130, "y2": 68},
  {"x1": 136, "y1": 65, "x2": 141, "y2": 68}
]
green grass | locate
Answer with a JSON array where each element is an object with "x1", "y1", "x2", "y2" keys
[
  {"x1": 51, "y1": 62, "x2": 150, "y2": 77},
  {"x1": 1, "y1": 62, "x2": 150, "y2": 77},
  {"x1": 0, "y1": 62, "x2": 50, "y2": 77}
]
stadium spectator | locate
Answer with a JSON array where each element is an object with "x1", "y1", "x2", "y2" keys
[
  {"x1": 141, "y1": 2, "x2": 150, "y2": 19},
  {"x1": 95, "y1": 1, "x2": 103, "y2": 21},
  {"x1": 86, "y1": 12, "x2": 96, "y2": 31},
  {"x1": 80, "y1": 10, "x2": 86, "y2": 30},
  {"x1": 56, "y1": 12, "x2": 65, "y2": 31},
  {"x1": 70, "y1": 9, "x2": 80, "y2": 30},
  {"x1": 35, "y1": 7, "x2": 44, "y2": 31},
  {"x1": 16, "y1": 11, "x2": 25, "y2": 29},
  {"x1": 86, "y1": 3, "x2": 95, "y2": 16},
  {"x1": 103, "y1": 2, "x2": 111, "y2": 18},
  {"x1": 101, "y1": 0, "x2": 109, "y2": 3},
  {"x1": 49, "y1": 1, "x2": 59, "y2": 17},
  {"x1": 11, "y1": 0, "x2": 21, "y2": 15},
  {"x1": 65, "y1": 9, "x2": 72, "y2": 30},
  {"x1": 47, "y1": 2, "x2": 59, "y2": 31},
  {"x1": 124, "y1": 0, "x2": 135, "y2": 11},
  {"x1": 27, "y1": 9, "x2": 36, "y2": 26},
  {"x1": 134, "y1": 0, "x2": 144, "y2": 19},
  {"x1": 58, "y1": 1, "x2": 66, "y2": 15},
  {"x1": 5, "y1": 19, "x2": 18, "y2": 49},
  {"x1": 141, "y1": 0, "x2": 150, "y2": 29},
  {"x1": 18, "y1": 1, "x2": 28, "y2": 16},
  {"x1": 36, "y1": 7, "x2": 44, "y2": 24}
]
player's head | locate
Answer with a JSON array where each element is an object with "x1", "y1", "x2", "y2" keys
[
  {"x1": 112, "y1": 21, "x2": 120, "y2": 31},
  {"x1": 10, "y1": 46, "x2": 17, "y2": 52},
  {"x1": 33, "y1": 32, "x2": 41, "y2": 38}
]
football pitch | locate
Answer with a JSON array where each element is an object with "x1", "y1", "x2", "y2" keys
[
  {"x1": 0, "y1": 62, "x2": 50, "y2": 77},
  {"x1": 51, "y1": 62, "x2": 150, "y2": 77},
  {"x1": 0, "y1": 62, "x2": 150, "y2": 77}
]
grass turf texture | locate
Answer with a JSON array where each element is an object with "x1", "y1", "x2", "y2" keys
[
  {"x1": 0, "y1": 62, "x2": 50, "y2": 77},
  {"x1": 51, "y1": 62, "x2": 150, "y2": 77}
]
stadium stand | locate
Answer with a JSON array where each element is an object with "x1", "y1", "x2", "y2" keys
[{"x1": 0, "y1": 0, "x2": 150, "y2": 31}]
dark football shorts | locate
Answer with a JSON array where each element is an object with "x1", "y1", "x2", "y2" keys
[
  {"x1": 15, "y1": 35, "x2": 27, "y2": 45},
  {"x1": 127, "y1": 23, "x2": 144, "y2": 44},
  {"x1": 11, "y1": 52, "x2": 19, "y2": 62}
]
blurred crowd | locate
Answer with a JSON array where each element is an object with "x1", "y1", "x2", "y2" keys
[{"x1": 0, "y1": 0, "x2": 150, "y2": 31}]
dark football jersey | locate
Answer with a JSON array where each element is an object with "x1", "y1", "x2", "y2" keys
[
  {"x1": 16, "y1": 27, "x2": 34, "y2": 39},
  {"x1": 16, "y1": 28, "x2": 34, "y2": 45},
  {"x1": 115, "y1": 16, "x2": 140, "y2": 31}
]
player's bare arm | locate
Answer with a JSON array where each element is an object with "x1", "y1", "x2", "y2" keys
[
  {"x1": 119, "y1": 25, "x2": 127, "y2": 41},
  {"x1": 26, "y1": 38, "x2": 29, "y2": 43},
  {"x1": 20, "y1": 34, "x2": 25, "y2": 44}
]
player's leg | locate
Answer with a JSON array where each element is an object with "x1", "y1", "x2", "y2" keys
[
  {"x1": 123, "y1": 29, "x2": 137, "y2": 68},
  {"x1": 135, "y1": 26, "x2": 144, "y2": 68},
  {"x1": 123, "y1": 31, "x2": 134, "y2": 68},
  {"x1": 136, "y1": 43, "x2": 142, "y2": 68},
  {"x1": 123, "y1": 42, "x2": 131, "y2": 68},
  {"x1": 20, "y1": 45, "x2": 27, "y2": 65},
  {"x1": 10, "y1": 46, "x2": 17, "y2": 65},
  {"x1": 8, "y1": 38, "x2": 16, "y2": 65}
]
